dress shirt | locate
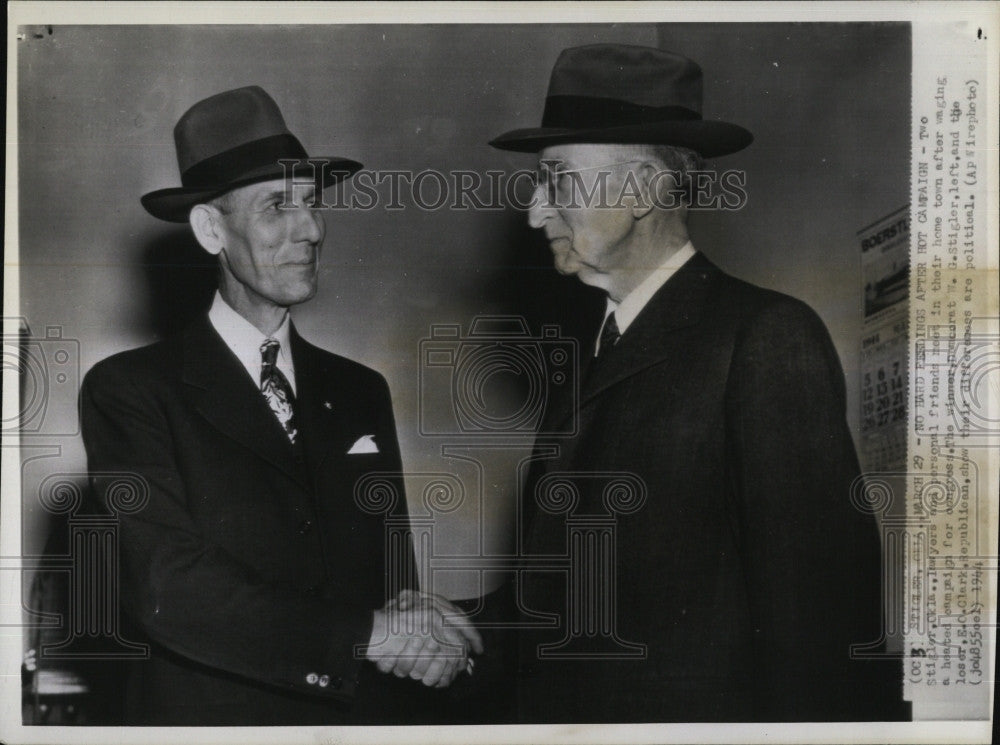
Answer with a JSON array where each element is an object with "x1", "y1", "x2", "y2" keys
[
  {"x1": 595, "y1": 241, "x2": 697, "y2": 355},
  {"x1": 207, "y1": 291, "x2": 296, "y2": 395}
]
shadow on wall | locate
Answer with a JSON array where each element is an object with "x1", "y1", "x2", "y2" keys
[
  {"x1": 138, "y1": 227, "x2": 218, "y2": 340},
  {"x1": 492, "y1": 215, "x2": 606, "y2": 346}
]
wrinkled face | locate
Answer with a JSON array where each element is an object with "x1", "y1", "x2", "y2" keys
[
  {"x1": 527, "y1": 144, "x2": 637, "y2": 287},
  {"x1": 214, "y1": 179, "x2": 326, "y2": 308}
]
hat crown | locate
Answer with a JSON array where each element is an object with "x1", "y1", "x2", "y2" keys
[
  {"x1": 142, "y1": 85, "x2": 362, "y2": 222},
  {"x1": 547, "y1": 44, "x2": 703, "y2": 115},
  {"x1": 173, "y1": 86, "x2": 293, "y2": 176},
  {"x1": 489, "y1": 43, "x2": 751, "y2": 157}
]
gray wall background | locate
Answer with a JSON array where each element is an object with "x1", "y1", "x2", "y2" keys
[{"x1": 17, "y1": 23, "x2": 910, "y2": 599}]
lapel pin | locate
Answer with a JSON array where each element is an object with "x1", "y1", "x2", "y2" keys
[{"x1": 323, "y1": 401, "x2": 333, "y2": 410}]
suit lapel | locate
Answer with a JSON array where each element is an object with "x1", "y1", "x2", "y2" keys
[
  {"x1": 548, "y1": 252, "x2": 720, "y2": 431},
  {"x1": 181, "y1": 316, "x2": 307, "y2": 488},
  {"x1": 289, "y1": 326, "x2": 354, "y2": 479}
]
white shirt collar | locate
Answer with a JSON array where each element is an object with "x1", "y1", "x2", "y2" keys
[
  {"x1": 207, "y1": 291, "x2": 296, "y2": 394},
  {"x1": 597, "y1": 241, "x2": 697, "y2": 355}
]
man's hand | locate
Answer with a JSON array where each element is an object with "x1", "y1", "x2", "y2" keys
[
  {"x1": 393, "y1": 590, "x2": 484, "y2": 650},
  {"x1": 366, "y1": 591, "x2": 484, "y2": 688}
]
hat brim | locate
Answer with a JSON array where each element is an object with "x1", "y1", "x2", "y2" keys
[
  {"x1": 489, "y1": 120, "x2": 752, "y2": 158},
  {"x1": 140, "y1": 157, "x2": 363, "y2": 222}
]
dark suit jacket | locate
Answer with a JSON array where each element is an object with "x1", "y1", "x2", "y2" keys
[
  {"x1": 80, "y1": 314, "x2": 424, "y2": 725},
  {"x1": 518, "y1": 253, "x2": 906, "y2": 722}
]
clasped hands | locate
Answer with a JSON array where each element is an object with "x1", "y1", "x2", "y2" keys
[{"x1": 367, "y1": 589, "x2": 484, "y2": 688}]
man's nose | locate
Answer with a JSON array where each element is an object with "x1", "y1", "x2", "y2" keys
[
  {"x1": 293, "y1": 203, "x2": 324, "y2": 244},
  {"x1": 527, "y1": 182, "x2": 553, "y2": 229}
]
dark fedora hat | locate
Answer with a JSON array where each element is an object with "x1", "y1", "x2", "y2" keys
[
  {"x1": 490, "y1": 44, "x2": 752, "y2": 158},
  {"x1": 141, "y1": 86, "x2": 362, "y2": 222}
]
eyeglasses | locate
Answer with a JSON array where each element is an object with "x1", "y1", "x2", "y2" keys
[{"x1": 534, "y1": 159, "x2": 642, "y2": 206}]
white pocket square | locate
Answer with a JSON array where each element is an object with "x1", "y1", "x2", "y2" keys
[{"x1": 347, "y1": 435, "x2": 379, "y2": 454}]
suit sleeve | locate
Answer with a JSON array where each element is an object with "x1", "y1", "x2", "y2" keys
[
  {"x1": 373, "y1": 373, "x2": 421, "y2": 596},
  {"x1": 725, "y1": 299, "x2": 901, "y2": 720},
  {"x1": 80, "y1": 359, "x2": 376, "y2": 701}
]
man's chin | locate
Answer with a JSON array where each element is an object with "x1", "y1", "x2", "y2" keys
[
  {"x1": 552, "y1": 253, "x2": 583, "y2": 276},
  {"x1": 278, "y1": 282, "x2": 319, "y2": 306},
  {"x1": 554, "y1": 260, "x2": 605, "y2": 290}
]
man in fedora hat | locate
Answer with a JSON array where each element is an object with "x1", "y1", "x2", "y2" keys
[
  {"x1": 491, "y1": 45, "x2": 905, "y2": 722},
  {"x1": 80, "y1": 86, "x2": 481, "y2": 725}
]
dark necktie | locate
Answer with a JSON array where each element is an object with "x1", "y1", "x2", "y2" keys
[
  {"x1": 597, "y1": 312, "x2": 621, "y2": 359},
  {"x1": 260, "y1": 339, "x2": 298, "y2": 443}
]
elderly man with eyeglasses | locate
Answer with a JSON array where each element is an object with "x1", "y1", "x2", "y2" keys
[{"x1": 491, "y1": 44, "x2": 907, "y2": 724}]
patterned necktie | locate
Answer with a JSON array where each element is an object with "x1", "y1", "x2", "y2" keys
[
  {"x1": 260, "y1": 339, "x2": 297, "y2": 443},
  {"x1": 597, "y1": 312, "x2": 621, "y2": 358}
]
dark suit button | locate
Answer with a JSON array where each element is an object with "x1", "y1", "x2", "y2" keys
[
  {"x1": 305, "y1": 585, "x2": 321, "y2": 596},
  {"x1": 331, "y1": 676, "x2": 343, "y2": 690},
  {"x1": 294, "y1": 453, "x2": 305, "y2": 464},
  {"x1": 298, "y1": 520, "x2": 313, "y2": 535}
]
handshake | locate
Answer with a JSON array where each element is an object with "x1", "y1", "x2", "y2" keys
[{"x1": 366, "y1": 589, "x2": 484, "y2": 688}]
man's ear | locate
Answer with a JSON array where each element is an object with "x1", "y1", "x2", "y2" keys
[
  {"x1": 189, "y1": 204, "x2": 225, "y2": 256},
  {"x1": 629, "y1": 162, "x2": 659, "y2": 220}
]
